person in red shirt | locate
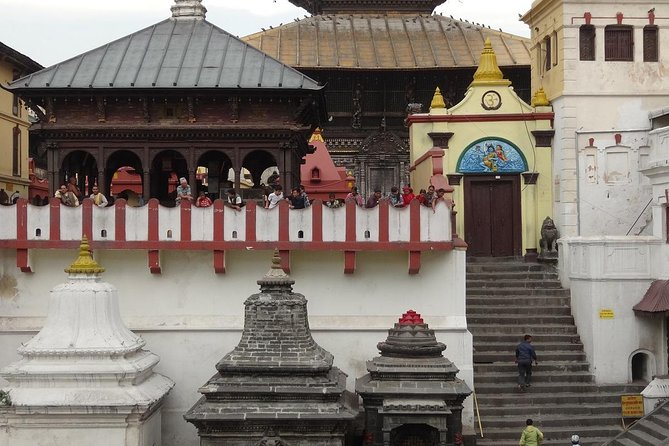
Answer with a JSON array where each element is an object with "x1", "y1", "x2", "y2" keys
[
  {"x1": 195, "y1": 191, "x2": 212, "y2": 207},
  {"x1": 402, "y1": 186, "x2": 415, "y2": 206}
]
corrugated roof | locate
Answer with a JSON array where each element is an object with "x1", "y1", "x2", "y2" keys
[
  {"x1": 7, "y1": 18, "x2": 321, "y2": 91},
  {"x1": 633, "y1": 280, "x2": 669, "y2": 314},
  {"x1": 242, "y1": 14, "x2": 531, "y2": 70}
]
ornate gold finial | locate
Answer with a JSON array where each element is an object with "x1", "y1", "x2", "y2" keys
[
  {"x1": 430, "y1": 87, "x2": 446, "y2": 110},
  {"x1": 309, "y1": 128, "x2": 325, "y2": 143},
  {"x1": 65, "y1": 236, "x2": 105, "y2": 274},
  {"x1": 471, "y1": 38, "x2": 511, "y2": 86},
  {"x1": 531, "y1": 88, "x2": 550, "y2": 107}
]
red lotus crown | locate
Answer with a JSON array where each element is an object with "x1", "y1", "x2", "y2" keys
[{"x1": 398, "y1": 309, "x2": 424, "y2": 325}]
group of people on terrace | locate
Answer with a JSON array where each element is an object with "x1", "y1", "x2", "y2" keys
[
  {"x1": 54, "y1": 177, "x2": 108, "y2": 208},
  {"x1": 346, "y1": 184, "x2": 448, "y2": 211}
]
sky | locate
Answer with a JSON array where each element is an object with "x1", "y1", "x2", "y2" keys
[{"x1": 0, "y1": 0, "x2": 534, "y2": 68}]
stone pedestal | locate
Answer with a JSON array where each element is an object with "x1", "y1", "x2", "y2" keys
[
  {"x1": 356, "y1": 310, "x2": 471, "y2": 446},
  {"x1": 0, "y1": 238, "x2": 174, "y2": 446},
  {"x1": 185, "y1": 251, "x2": 358, "y2": 445},
  {"x1": 641, "y1": 375, "x2": 669, "y2": 415}
]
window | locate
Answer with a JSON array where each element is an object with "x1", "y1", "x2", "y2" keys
[
  {"x1": 644, "y1": 25, "x2": 659, "y2": 62},
  {"x1": 12, "y1": 126, "x2": 20, "y2": 176},
  {"x1": 544, "y1": 36, "x2": 552, "y2": 71},
  {"x1": 605, "y1": 25, "x2": 633, "y2": 61},
  {"x1": 552, "y1": 31, "x2": 559, "y2": 66},
  {"x1": 580, "y1": 25, "x2": 596, "y2": 60},
  {"x1": 11, "y1": 70, "x2": 20, "y2": 116}
]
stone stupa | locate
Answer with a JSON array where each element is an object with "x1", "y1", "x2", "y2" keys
[
  {"x1": 0, "y1": 237, "x2": 174, "y2": 446},
  {"x1": 185, "y1": 250, "x2": 358, "y2": 445}
]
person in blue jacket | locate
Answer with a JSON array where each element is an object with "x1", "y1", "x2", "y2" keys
[{"x1": 516, "y1": 334, "x2": 538, "y2": 391}]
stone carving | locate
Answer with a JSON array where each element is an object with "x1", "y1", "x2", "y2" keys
[
  {"x1": 96, "y1": 97, "x2": 106, "y2": 122},
  {"x1": 256, "y1": 429, "x2": 290, "y2": 446},
  {"x1": 229, "y1": 96, "x2": 239, "y2": 123},
  {"x1": 539, "y1": 216, "x2": 559, "y2": 262},
  {"x1": 187, "y1": 96, "x2": 196, "y2": 123}
]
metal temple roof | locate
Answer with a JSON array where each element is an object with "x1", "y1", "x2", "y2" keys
[
  {"x1": 242, "y1": 14, "x2": 531, "y2": 70},
  {"x1": 8, "y1": 18, "x2": 322, "y2": 92}
]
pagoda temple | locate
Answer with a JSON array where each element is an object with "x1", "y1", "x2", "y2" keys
[
  {"x1": 7, "y1": 0, "x2": 326, "y2": 204},
  {"x1": 242, "y1": 0, "x2": 531, "y2": 196}
]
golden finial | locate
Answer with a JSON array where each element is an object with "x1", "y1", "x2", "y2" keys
[
  {"x1": 471, "y1": 38, "x2": 511, "y2": 86},
  {"x1": 309, "y1": 128, "x2": 325, "y2": 143},
  {"x1": 531, "y1": 88, "x2": 550, "y2": 107},
  {"x1": 65, "y1": 236, "x2": 105, "y2": 274},
  {"x1": 430, "y1": 87, "x2": 446, "y2": 110}
]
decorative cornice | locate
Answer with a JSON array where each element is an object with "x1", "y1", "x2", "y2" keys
[
  {"x1": 531, "y1": 129, "x2": 555, "y2": 147},
  {"x1": 428, "y1": 132, "x2": 453, "y2": 148},
  {"x1": 522, "y1": 172, "x2": 539, "y2": 185},
  {"x1": 33, "y1": 127, "x2": 305, "y2": 141}
]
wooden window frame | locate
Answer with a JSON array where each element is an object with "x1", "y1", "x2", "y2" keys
[
  {"x1": 12, "y1": 126, "x2": 21, "y2": 177},
  {"x1": 605, "y1": 25, "x2": 634, "y2": 61},
  {"x1": 544, "y1": 36, "x2": 552, "y2": 72},
  {"x1": 580, "y1": 25, "x2": 596, "y2": 61},
  {"x1": 644, "y1": 25, "x2": 659, "y2": 62}
]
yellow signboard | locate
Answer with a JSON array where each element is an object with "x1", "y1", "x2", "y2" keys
[
  {"x1": 621, "y1": 395, "x2": 644, "y2": 418},
  {"x1": 599, "y1": 309, "x2": 614, "y2": 319}
]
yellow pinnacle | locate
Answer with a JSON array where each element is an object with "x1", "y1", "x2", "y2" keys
[
  {"x1": 531, "y1": 88, "x2": 550, "y2": 107},
  {"x1": 65, "y1": 236, "x2": 105, "y2": 274},
  {"x1": 471, "y1": 38, "x2": 511, "y2": 86},
  {"x1": 309, "y1": 128, "x2": 325, "y2": 143},
  {"x1": 430, "y1": 87, "x2": 446, "y2": 110}
]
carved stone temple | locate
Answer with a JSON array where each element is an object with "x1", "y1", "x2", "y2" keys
[
  {"x1": 356, "y1": 310, "x2": 472, "y2": 446},
  {"x1": 0, "y1": 237, "x2": 174, "y2": 446},
  {"x1": 185, "y1": 252, "x2": 358, "y2": 445}
]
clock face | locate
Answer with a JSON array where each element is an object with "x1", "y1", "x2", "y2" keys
[{"x1": 481, "y1": 90, "x2": 502, "y2": 110}]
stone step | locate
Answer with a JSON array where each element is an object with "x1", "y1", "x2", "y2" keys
[
  {"x1": 467, "y1": 305, "x2": 572, "y2": 316},
  {"x1": 474, "y1": 371, "x2": 594, "y2": 384},
  {"x1": 466, "y1": 256, "x2": 524, "y2": 263},
  {"x1": 475, "y1": 437, "x2": 612, "y2": 446},
  {"x1": 619, "y1": 429, "x2": 663, "y2": 446},
  {"x1": 474, "y1": 342, "x2": 584, "y2": 352},
  {"x1": 480, "y1": 413, "x2": 622, "y2": 429},
  {"x1": 468, "y1": 314, "x2": 574, "y2": 325},
  {"x1": 474, "y1": 383, "x2": 645, "y2": 396},
  {"x1": 467, "y1": 296, "x2": 571, "y2": 306},
  {"x1": 467, "y1": 279, "x2": 564, "y2": 289},
  {"x1": 469, "y1": 324, "x2": 578, "y2": 334},
  {"x1": 467, "y1": 287, "x2": 571, "y2": 296},
  {"x1": 474, "y1": 425, "x2": 624, "y2": 442},
  {"x1": 473, "y1": 333, "x2": 582, "y2": 344},
  {"x1": 478, "y1": 402, "x2": 620, "y2": 416},
  {"x1": 467, "y1": 271, "x2": 559, "y2": 280},
  {"x1": 474, "y1": 361, "x2": 590, "y2": 373}
]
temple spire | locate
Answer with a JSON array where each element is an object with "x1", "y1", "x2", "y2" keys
[
  {"x1": 171, "y1": 0, "x2": 207, "y2": 19},
  {"x1": 471, "y1": 38, "x2": 511, "y2": 86}
]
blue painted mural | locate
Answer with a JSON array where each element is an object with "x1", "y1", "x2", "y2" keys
[{"x1": 457, "y1": 139, "x2": 527, "y2": 173}]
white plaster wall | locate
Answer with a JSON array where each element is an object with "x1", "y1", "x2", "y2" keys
[
  {"x1": 190, "y1": 206, "x2": 213, "y2": 241},
  {"x1": 223, "y1": 206, "x2": 245, "y2": 241},
  {"x1": 126, "y1": 206, "x2": 149, "y2": 241},
  {"x1": 92, "y1": 206, "x2": 116, "y2": 241},
  {"x1": 421, "y1": 202, "x2": 450, "y2": 242},
  {"x1": 159, "y1": 206, "x2": 181, "y2": 241},
  {"x1": 255, "y1": 207, "x2": 279, "y2": 241},
  {"x1": 60, "y1": 205, "x2": 83, "y2": 240},
  {"x1": 322, "y1": 207, "x2": 346, "y2": 242},
  {"x1": 0, "y1": 248, "x2": 473, "y2": 445},
  {"x1": 562, "y1": 237, "x2": 667, "y2": 383},
  {"x1": 388, "y1": 206, "x2": 410, "y2": 242},
  {"x1": 288, "y1": 207, "x2": 313, "y2": 241},
  {"x1": 26, "y1": 204, "x2": 49, "y2": 240},
  {"x1": 356, "y1": 207, "x2": 380, "y2": 242}
]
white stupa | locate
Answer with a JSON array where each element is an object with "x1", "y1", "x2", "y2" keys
[{"x1": 0, "y1": 237, "x2": 174, "y2": 446}]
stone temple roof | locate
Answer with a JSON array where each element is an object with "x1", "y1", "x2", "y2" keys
[
  {"x1": 7, "y1": 5, "x2": 321, "y2": 92},
  {"x1": 242, "y1": 14, "x2": 530, "y2": 70}
]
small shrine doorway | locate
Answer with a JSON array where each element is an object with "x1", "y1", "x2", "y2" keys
[{"x1": 458, "y1": 138, "x2": 526, "y2": 257}]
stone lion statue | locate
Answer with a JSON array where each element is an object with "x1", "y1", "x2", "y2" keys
[{"x1": 539, "y1": 216, "x2": 559, "y2": 253}]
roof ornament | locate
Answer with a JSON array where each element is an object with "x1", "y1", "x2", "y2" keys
[
  {"x1": 430, "y1": 87, "x2": 446, "y2": 110},
  {"x1": 471, "y1": 38, "x2": 511, "y2": 86},
  {"x1": 171, "y1": 0, "x2": 207, "y2": 19},
  {"x1": 531, "y1": 88, "x2": 550, "y2": 107},
  {"x1": 64, "y1": 236, "x2": 105, "y2": 275}
]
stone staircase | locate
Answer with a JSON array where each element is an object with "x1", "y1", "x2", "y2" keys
[{"x1": 467, "y1": 257, "x2": 645, "y2": 446}]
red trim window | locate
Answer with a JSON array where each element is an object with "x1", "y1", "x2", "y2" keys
[
  {"x1": 580, "y1": 25, "x2": 596, "y2": 61},
  {"x1": 644, "y1": 25, "x2": 659, "y2": 62}
]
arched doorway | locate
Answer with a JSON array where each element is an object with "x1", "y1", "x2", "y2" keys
[
  {"x1": 60, "y1": 150, "x2": 99, "y2": 198},
  {"x1": 106, "y1": 150, "x2": 144, "y2": 203},
  {"x1": 390, "y1": 424, "x2": 440, "y2": 446},
  {"x1": 241, "y1": 150, "x2": 278, "y2": 200},
  {"x1": 150, "y1": 150, "x2": 188, "y2": 205},
  {"x1": 196, "y1": 151, "x2": 233, "y2": 200},
  {"x1": 459, "y1": 138, "x2": 528, "y2": 257}
]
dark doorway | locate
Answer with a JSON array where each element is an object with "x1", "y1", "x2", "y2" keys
[
  {"x1": 390, "y1": 424, "x2": 439, "y2": 446},
  {"x1": 464, "y1": 175, "x2": 522, "y2": 257}
]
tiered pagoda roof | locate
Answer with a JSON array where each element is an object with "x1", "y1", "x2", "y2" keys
[{"x1": 290, "y1": 0, "x2": 446, "y2": 14}]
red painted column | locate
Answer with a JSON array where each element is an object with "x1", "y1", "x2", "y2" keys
[
  {"x1": 245, "y1": 200, "x2": 257, "y2": 242},
  {"x1": 114, "y1": 199, "x2": 126, "y2": 241},
  {"x1": 278, "y1": 200, "x2": 289, "y2": 242},
  {"x1": 344, "y1": 199, "x2": 357, "y2": 274},
  {"x1": 16, "y1": 198, "x2": 31, "y2": 273},
  {"x1": 49, "y1": 197, "x2": 60, "y2": 241},
  {"x1": 213, "y1": 199, "x2": 225, "y2": 274},
  {"x1": 82, "y1": 198, "x2": 93, "y2": 241},
  {"x1": 147, "y1": 198, "x2": 161, "y2": 274},
  {"x1": 180, "y1": 199, "x2": 192, "y2": 242},
  {"x1": 379, "y1": 200, "x2": 389, "y2": 242},
  {"x1": 312, "y1": 199, "x2": 323, "y2": 242}
]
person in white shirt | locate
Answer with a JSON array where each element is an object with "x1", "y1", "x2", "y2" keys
[
  {"x1": 265, "y1": 185, "x2": 283, "y2": 209},
  {"x1": 89, "y1": 185, "x2": 108, "y2": 207}
]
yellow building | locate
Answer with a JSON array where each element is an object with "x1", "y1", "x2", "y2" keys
[
  {"x1": 0, "y1": 42, "x2": 41, "y2": 203},
  {"x1": 409, "y1": 39, "x2": 554, "y2": 259}
]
